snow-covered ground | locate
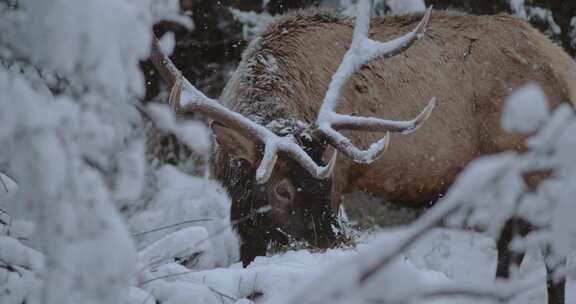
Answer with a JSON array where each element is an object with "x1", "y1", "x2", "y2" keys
[
  {"x1": 122, "y1": 165, "x2": 496, "y2": 303},
  {"x1": 127, "y1": 225, "x2": 500, "y2": 304}
]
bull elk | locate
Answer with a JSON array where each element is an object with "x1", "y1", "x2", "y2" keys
[{"x1": 150, "y1": 1, "x2": 576, "y2": 302}]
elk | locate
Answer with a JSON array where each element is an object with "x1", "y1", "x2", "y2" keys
[
  {"x1": 151, "y1": 2, "x2": 435, "y2": 264},
  {"x1": 149, "y1": 1, "x2": 576, "y2": 301}
]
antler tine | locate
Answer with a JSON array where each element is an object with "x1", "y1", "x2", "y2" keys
[
  {"x1": 331, "y1": 97, "x2": 436, "y2": 133},
  {"x1": 315, "y1": 1, "x2": 435, "y2": 164},
  {"x1": 149, "y1": 33, "x2": 335, "y2": 183}
]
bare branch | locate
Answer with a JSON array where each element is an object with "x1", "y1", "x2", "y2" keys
[{"x1": 316, "y1": 1, "x2": 435, "y2": 163}]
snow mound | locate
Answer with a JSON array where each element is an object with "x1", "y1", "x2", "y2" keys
[{"x1": 130, "y1": 165, "x2": 239, "y2": 269}]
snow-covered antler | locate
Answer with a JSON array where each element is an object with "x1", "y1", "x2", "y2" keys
[
  {"x1": 316, "y1": 0, "x2": 435, "y2": 163},
  {"x1": 149, "y1": 35, "x2": 336, "y2": 184}
]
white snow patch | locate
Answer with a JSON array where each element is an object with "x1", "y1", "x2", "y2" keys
[
  {"x1": 408, "y1": 228, "x2": 497, "y2": 283},
  {"x1": 502, "y1": 83, "x2": 550, "y2": 134},
  {"x1": 229, "y1": 8, "x2": 274, "y2": 41},
  {"x1": 129, "y1": 165, "x2": 239, "y2": 268},
  {"x1": 387, "y1": 0, "x2": 425, "y2": 14},
  {"x1": 147, "y1": 103, "x2": 211, "y2": 155},
  {"x1": 159, "y1": 32, "x2": 176, "y2": 56}
]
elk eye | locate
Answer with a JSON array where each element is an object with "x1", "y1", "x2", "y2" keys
[{"x1": 275, "y1": 184, "x2": 292, "y2": 201}]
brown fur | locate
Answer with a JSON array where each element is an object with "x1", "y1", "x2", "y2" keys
[{"x1": 220, "y1": 9, "x2": 576, "y2": 207}]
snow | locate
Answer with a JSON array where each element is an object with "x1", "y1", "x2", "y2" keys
[
  {"x1": 1, "y1": 0, "x2": 576, "y2": 303},
  {"x1": 502, "y1": 83, "x2": 550, "y2": 134},
  {"x1": 127, "y1": 287, "x2": 156, "y2": 304},
  {"x1": 0, "y1": 237, "x2": 44, "y2": 271},
  {"x1": 386, "y1": 0, "x2": 426, "y2": 14},
  {"x1": 129, "y1": 165, "x2": 239, "y2": 268},
  {"x1": 131, "y1": 227, "x2": 497, "y2": 304},
  {"x1": 159, "y1": 32, "x2": 177, "y2": 56},
  {"x1": 512, "y1": 248, "x2": 548, "y2": 304},
  {"x1": 571, "y1": 17, "x2": 576, "y2": 49},
  {"x1": 230, "y1": 8, "x2": 274, "y2": 41},
  {"x1": 0, "y1": 0, "x2": 180, "y2": 302},
  {"x1": 509, "y1": 0, "x2": 561, "y2": 35},
  {"x1": 407, "y1": 228, "x2": 497, "y2": 283},
  {"x1": 139, "y1": 226, "x2": 214, "y2": 270},
  {"x1": 147, "y1": 103, "x2": 211, "y2": 155}
]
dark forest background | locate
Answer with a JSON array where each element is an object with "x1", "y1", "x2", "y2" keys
[{"x1": 144, "y1": 0, "x2": 576, "y2": 100}]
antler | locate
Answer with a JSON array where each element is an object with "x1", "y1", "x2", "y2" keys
[
  {"x1": 149, "y1": 35, "x2": 336, "y2": 184},
  {"x1": 149, "y1": 0, "x2": 433, "y2": 182},
  {"x1": 316, "y1": 0, "x2": 435, "y2": 164}
]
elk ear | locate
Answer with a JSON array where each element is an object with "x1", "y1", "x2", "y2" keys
[{"x1": 212, "y1": 123, "x2": 258, "y2": 164}]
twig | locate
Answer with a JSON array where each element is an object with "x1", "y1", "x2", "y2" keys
[
  {"x1": 0, "y1": 258, "x2": 23, "y2": 277},
  {"x1": 132, "y1": 218, "x2": 214, "y2": 237},
  {"x1": 141, "y1": 290, "x2": 154, "y2": 304},
  {"x1": 208, "y1": 286, "x2": 237, "y2": 301},
  {"x1": 0, "y1": 174, "x2": 8, "y2": 192},
  {"x1": 138, "y1": 270, "x2": 196, "y2": 286},
  {"x1": 0, "y1": 206, "x2": 9, "y2": 226},
  {"x1": 139, "y1": 270, "x2": 237, "y2": 301}
]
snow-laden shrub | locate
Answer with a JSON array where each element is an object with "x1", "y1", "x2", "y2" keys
[
  {"x1": 509, "y1": 0, "x2": 561, "y2": 35},
  {"x1": 285, "y1": 83, "x2": 576, "y2": 303},
  {"x1": 0, "y1": 1, "x2": 181, "y2": 303},
  {"x1": 450, "y1": 84, "x2": 576, "y2": 269}
]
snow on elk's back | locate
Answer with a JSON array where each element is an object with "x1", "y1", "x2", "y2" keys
[{"x1": 0, "y1": 0, "x2": 183, "y2": 303}]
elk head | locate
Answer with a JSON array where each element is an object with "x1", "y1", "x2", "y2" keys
[{"x1": 149, "y1": 0, "x2": 435, "y2": 255}]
